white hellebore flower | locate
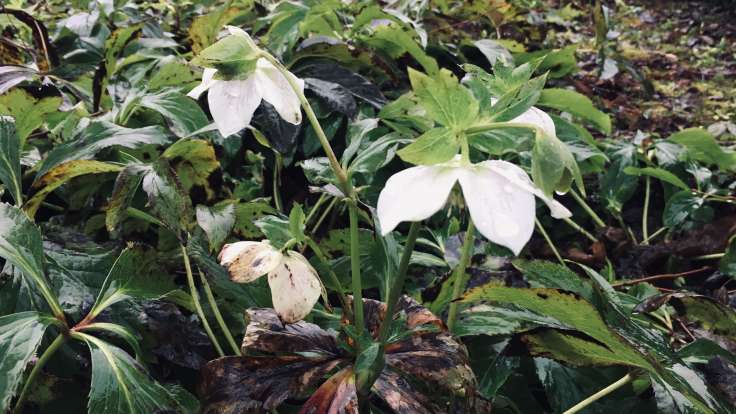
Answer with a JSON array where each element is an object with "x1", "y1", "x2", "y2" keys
[
  {"x1": 377, "y1": 106, "x2": 572, "y2": 256},
  {"x1": 218, "y1": 241, "x2": 321, "y2": 323},
  {"x1": 188, "y1": 26, "x2": 304, "y2": 137}
]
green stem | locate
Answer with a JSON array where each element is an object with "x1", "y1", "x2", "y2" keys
[
  {"x1": 305, "y1": 237, "x2": 350, "y2": 318},
  {"x1": 692, "y1": 252, "x2": 726, "y2": 260},
  {"x1": 198, "y1": 269, "x2": 241, "y2": 356},
  {"x1": 12, "y1": 334, "x2": 66, "y2": 414},
  {"x1": 447, "y1": 220, "x2": 476, "y2": 333},
  {"x1": 536, "y1": 218, "x2": 565, "y2": 265},
  {"x1": 570, "y1": 188, "x2": 606, "y2": 228},
  {"x1": 641, "y1": 226, "x2": 667, "y2": 244},
  {"x1": 310, "y1": 196, "x2": 337, "y2": 235},
  {"x1": 562, "y1": 374, "x2": 632, "y2": 414},
  {"x1": 378, "y1": 221, "x2": 421, "y2": 343},
  {"x1": 272, "y1": 152, "x2": 283, "y2": 212},
  {"x1": 180, "y1": 244, "x2": 224, "y2": 357},
  {"x1": 259, "y1": 53, "x2": 349, "y2": 191},
  {"x1": 304, "y1": 193, "x2": 327, "y2": 227},
  {"x1": 562, "y1": 217, "x2": 598, "y2": 243},
  {"x1": 642, "y1": 176, "x2": 651, "y2": 245},
  {"x1": 348, "y1": 200, "x2": 365, "y2": 338}
]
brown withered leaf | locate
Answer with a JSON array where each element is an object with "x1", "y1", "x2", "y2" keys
[{"x1": 200, "y1": 297, "x2": 478, "y2": 414}]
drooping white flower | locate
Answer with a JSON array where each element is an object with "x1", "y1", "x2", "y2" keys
[
  {"x1": 218, "y1": 241, "x2": 321, "y2": 323},
  {"x1": 188, "y1": 26, "x2": 304, "y2": 137},
  {"x1": 377, "y1": 156, "x2": 571, "y2": 256}
]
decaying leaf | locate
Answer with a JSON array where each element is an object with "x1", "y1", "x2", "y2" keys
[{"x1": 200, "y1": 297, "x2": 478, "y2": 413}]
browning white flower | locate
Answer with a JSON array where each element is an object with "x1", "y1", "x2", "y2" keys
[
  {"x1": 218, "y1": 241, "x2": 321, "y2": 323},
  {"x1": 188, "y1": 26, "x2": 304, "y2": 137}
]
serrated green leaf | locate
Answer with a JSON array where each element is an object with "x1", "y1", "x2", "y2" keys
[
  {"x1": 24, "y1": 160, "x2": 123, "y2": 218},
  {"x1": 408, "y1": 68, "x2": 479, "y2": 129},
  {"x1": 196, "y1": 203, "x2": 235, "y2": 251},
  {"x1": 139, "y1": 160, "x2": 194, "y2": 238},
  {"x1": 669, "y1": 128, "x2": 736, "y2": 171},
  {"x1": 36, "y1": 121, "x2": 169, "y2": 179},
  {"x1": 397, "y1": 127, "x2": 458, "y2": 165},
  {"x1": 0, "y1": 88, "x2": 61, "y2": 143},
  {"x1": 106, "y1": 165, "x2": 144, "y2": 235},
  {"x1": 537, "y1": 88, "x2": 611, "y2": 135},
  {"x1": 77, "y1": 333, "x2": 177, "y2": 414},
  {"x1": 0, "y1": 311, "x2": 55, "y2": 413},
  {"x1": 0, "y1": 116, "x2": 22, "y2": 206},
  {"x1": 489, "y1": 73, "x2": 546, "y2": 122},
  {"x1": 254, "y1": 215, "x2": 292, "y2": 248}
]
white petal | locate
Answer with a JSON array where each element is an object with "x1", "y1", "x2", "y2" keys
[
  {"x1": 187, "y1": 68, "x2": 218, "y2": 100},
  {"x1": 376, "y1": 165, "x2": 461, "y2": 235},
  {"x1": 267, "y1": 252, "x2": 321, "y2": 323},
  {"x1": 254, "y1": 58, "x2": 303, "y2": 125},
  {"x1": 218, "y1": 241, "x2": 283, "y2": 283},
  {"x1": 509, "y1": 105, "x2": 556, "y2": 138},
  {"x1": 490, "y1": 98, "x2": 556, "y2": 138},
  {"x1": 483, "y1": 160, "x2": 572, "y2": 219},
  {"x1": 208, "y1": 76, "x2": 262, "y2": 137},
  {"x1": 458, "y1": 165, "x2": 535, "y2": 255}
]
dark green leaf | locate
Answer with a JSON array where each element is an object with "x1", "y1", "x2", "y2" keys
[
  {"x1": 293, "y1": 61, "x2": 386, "y2": 108},
  {"x1": 138, "y1": 90, "x2": 209, "y2": 137},
  {"x1": 0, "y1": 116, "x2": 23, "y2": 205},
  {"x1": 669, "y1": 128, "x2": 736, "y2": 171},
  {"x1": 624, "y1": 166, "x2": 690, "y2": 190},
  {"x1": 139, "y1": 160, "x2": 194, "y2": 238},
  {"x1": 288, "y1": 203, "x2": 306, "y2": 243},
  {"x1": 663, "y1": 190, "x2": 711, "y2": 229},
  {"x1": 304, "y1": 78, "x2": 356, "y2": 117},
  {"x1": 0, "y1": 311, "x2": 55, "y2": 413}
]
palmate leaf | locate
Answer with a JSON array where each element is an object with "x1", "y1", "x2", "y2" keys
[
  {"x1": 75, "y1": 332, "x2": 178, "y2": 414},
  {"x1": 0, "y1": 311, "x2": 56, "y2": 413}
]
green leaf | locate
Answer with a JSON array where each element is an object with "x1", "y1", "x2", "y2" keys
[
  {"x1": 139, "y1": 160, "x2": 194, "y2": 238},
  {"x1": 105, "y1": 24, "x2": 144, "y2": 77},
  {"x1": 138, "y1": 90, "x2": 209, "y2": 137},
  {"x1": 396, "y1": 127, "x2": 458, "y2": 165},
  {"x1": 720, "y1": 238, "x2": 736, "y2": 278},
  {"x1": 254, "y1": 215, "x2": 292, "y2": 249},
  {"x1": 89, "y1": 247, "x2": 178, "y2": 318},
  {"x1": 0, "y1": 88, "x2": 61, "y2": 143},
  {"x1": 191, "y1": 33, "x2": 259, "y2": 79},
  {"x1": 77, "y1": 333, "x2": 178, "y2": 414},
  {"x1": 106, "y1": 166, "x2": 144, "y2": 235},
  {"x1": 348, "y1": 132, "x2": 409, "y2": 174},
  {"x1": 0, "y1": 311, "x2": 55, "y2": 413},
  {"x1": 460, "y1": 284, "x2": 653, "y2": 369},
  {"x1": 600, "y1": 143, "x2": 639, "y2": 214},
  {"x1": 196, "y1": 203, "x2": 236, "y2": 251},
  {"x1": 408, "y1": 68, "x2": 479, "y2": 129},
  {"x1": 669, "y1": 128, "x2": 736, "y2": 171},
  {"x1": 663, "y1": 190, "x2": 711, "y2": 229},
  {"x1": 162, "y1": 138, "x2": 221, "y2": 201},
  {"x1": 24, "y1": 160, "x2": 123, "y2": 218},
  {"x1": 0, "y1": 116, "x2": 22, "y2": 206},
  {"x1": 233, "y1": 201, "x2": 278, "y2": 238},
  {"x1": 0, "y1": 203, "x2": 59, "y2": 312},
  {"x1": 623, "y1": 166, "x2": 690, "y2": 190},
  {"x1": 366, "y1": 24, "x2": 439, "y2": 75},
  {"x1": 537, "y1": 88, "x2": 611, "y2": 135},
  {"x1": 489, "y1": 73, "x2": 547, "y2": 122},
  {"x1": 513, "y1": 259, "x2": 591, "y2": 297},
  {"x1": 464, "y1": 61, "x2": 538, "y2": 97},
  {"x1": 531, "y1": 132, "x2": 583, "y2": 195},
  {"x1": 36, "y1": 121, "x2": 169, "y2": 178},
  {"x1": 288, "y1": 203, "x2": 306, "y2": 243}
]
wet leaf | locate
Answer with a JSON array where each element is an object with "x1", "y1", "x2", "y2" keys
[
  {"x1": 670, "y1": 128, "x2": 736, "y2": 171},
  {"x1": 0, "y1": 116, "x2": 23, "y2": 206},
  {"x1": 0, "y1": 311, "x2": 56, "y2": 413},
  {"x1": 537, "y1": 88, "x2": 611, "y2": 134}
]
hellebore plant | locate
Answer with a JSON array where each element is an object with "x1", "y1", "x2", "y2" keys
[{"x1": 188, "y1": 24, "x2": 584, "y2": 413}]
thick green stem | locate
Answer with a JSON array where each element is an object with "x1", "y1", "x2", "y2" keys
[
  {"x1": 641, "y1": 176, "x2": 651, "y2": 245},
  {"x1": 563, "y1": 374, "x2": 632, "y2": 414},
  {"x1": 198, "y1": 269, "x2": 241, "y2": 356},
  {"x1": 348, "y1": 201, "x2": 365, "y2": 338},
  {"x1": 378, "y1": 221, "x2": 422, "y2": 343},
  {"x1": 305, "y1": 237, "x2": 350, "y2": 318},
  {"x1": 447, "y1": 220, "x2": 476, "y2": 332},
  {"x1": 12, "y1": 334, "x2": 66, "y2": 414},
  {"x1": 181, "y1": 244, "x2": 224, "y2": 357},
  {"x1": 570, "y1": 188, "x2": 606, "y2": 228},
  {"x1": 536, "y1": 218, "x2": 565, "y2": 265}
]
